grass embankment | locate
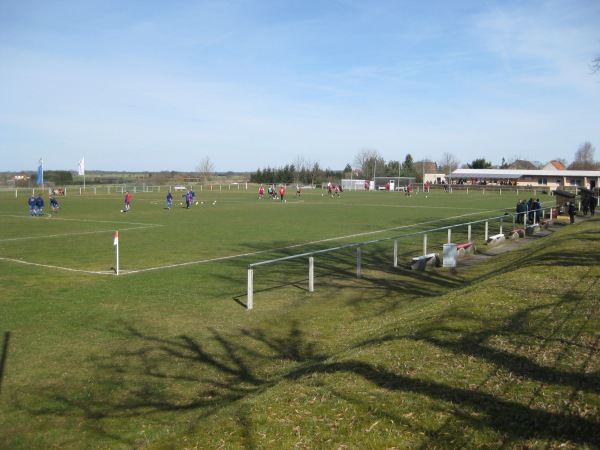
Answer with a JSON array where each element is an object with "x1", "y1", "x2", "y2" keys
[
  {"x1": 0, "y1": 189, "x2": 598, "y2": 448},
  {"x1": 172, "y1": 218, "x2": 600, "y2": 449}
]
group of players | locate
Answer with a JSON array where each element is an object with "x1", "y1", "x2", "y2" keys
[
  {"x1": 258, "y1": 183, "x2": 346, "y2": 200},
  {"x1": 27, "y1": 192, "x2": 60, "y2": 216},
  {"x1": 166, "y1": 190, "x2": 197, "y2": 209},
  {"x1": 28, "y1": 183, "x2": 352, "y2": 217},
  {"x1": 326, "y1": 182, "x2": 342, "y2": 197},
  {"x1": 258, "y1": 185, "x2": 289, "y2": 201}
]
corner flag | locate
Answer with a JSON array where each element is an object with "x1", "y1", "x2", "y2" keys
[
  {"x1": 113, "y1": 231, "x2": 119, "y2": 275},
  {"x1": 78, "y1": 158, "x2": 85, "y2": 176}
]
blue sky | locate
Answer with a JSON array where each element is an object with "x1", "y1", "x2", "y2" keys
[{"x1": 1, "y1": 0, "x2": 599, "y2": 173}]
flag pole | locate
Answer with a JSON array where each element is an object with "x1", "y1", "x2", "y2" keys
[
  {"x1": 114, "y1": 231, "x2": 119, "y2": 275},
  {"x1": 116, "y1": 240, "x2": 119, "y2": 275}
]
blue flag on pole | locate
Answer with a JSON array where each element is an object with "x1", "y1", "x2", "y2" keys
[{"x1": 36, "y1": 158, "x2": 43, "y2": 186}]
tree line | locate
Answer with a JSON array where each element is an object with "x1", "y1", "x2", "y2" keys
[
  {"x1": 247, "y1": 140, "x2": 598, "y2": 188},
  {"x1": 249, "y1": 163, "x2": 344, "y2": 185}
]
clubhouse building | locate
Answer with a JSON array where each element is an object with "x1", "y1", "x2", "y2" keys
[{"x1": 446, "y1": 167, "x2": 600, "y2": 191}]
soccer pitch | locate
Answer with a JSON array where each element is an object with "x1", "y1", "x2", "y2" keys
[
  {"x1": 0, "y1": 187, "x2": 540, "y2": 276},
  {"x1": 0, "y1": 186, "x2": 579, "y2": 448},
  {"x1": 1, "y1": 186, "x2": 554, "y2": 313}
]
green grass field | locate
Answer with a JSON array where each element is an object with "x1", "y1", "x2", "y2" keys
[{"x1": 1, "y1": 186, "x2": 598, "y2": 449}]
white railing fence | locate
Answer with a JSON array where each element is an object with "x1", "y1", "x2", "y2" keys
[{"x1": 246, "y1": 207, "x2": 557, "y2": 310}]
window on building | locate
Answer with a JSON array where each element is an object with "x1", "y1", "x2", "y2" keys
[{"x1": 538, "y1": 178, "x2": 547, "y2": 185}]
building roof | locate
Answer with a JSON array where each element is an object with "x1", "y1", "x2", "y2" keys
[
  {"x1": 415, "y1": 161, "x2": 438, "y2": 173},
  {"x1": 547, "y1": 160, "x2": 567, "y2": 170},
  {"x1": 507, "y1": 160, "x2": 537, "y2": 170},
  {"x1": 450, "y1": 168, "x2": 600, "y2": 178}
]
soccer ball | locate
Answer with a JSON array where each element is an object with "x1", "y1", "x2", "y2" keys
[
  {"x1": 180, "y1": 202, "x2": 182, "y2": 205},
  {"x1": 120, "y1": 210, "x2": 124, "y2": 213},
  {"x1": 196, "y1": 201, "x2": 198, "y2": 205}
]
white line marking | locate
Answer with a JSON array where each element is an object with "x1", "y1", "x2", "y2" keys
[
  {"x1": 0, "y1": 257, "x2": 114, "y2": 275},
  {"x1": 0, "y1": 214, "x2": 162, "y2": 242},
  {"x1": 0, "y1": 207, "x2": 510, "y2": 276},
  {"x1": 0, "y1": 213, "x2": 159, "y2": 226},
  {"x1": 0, "y1": 225, "x2": 161, "y2": 243},
  {"x1": 110, "y1": 207, "x2": 514, "y2": 276}
]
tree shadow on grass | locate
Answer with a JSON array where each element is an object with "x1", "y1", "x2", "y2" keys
[
  {"x1": 0, "y1": 332, "x2": 10, "y2": 399},
  {"x1": 234, "y1": 243, "x2": 469, "y2": 315},
  {"x1": 27, "y1": 223, "x2": 600, "y2": 447},
  {"x1": 31, "y1": 305, "x2": 600, "y2": 448}
]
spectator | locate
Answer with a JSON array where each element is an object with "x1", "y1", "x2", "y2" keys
[{"x1": 568, "y1": 201, "x2": 577, "y2": 224}]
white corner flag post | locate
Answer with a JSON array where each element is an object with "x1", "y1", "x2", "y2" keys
[{"x1": 113, "y1": 231, "x2": 119, "y2": 275}]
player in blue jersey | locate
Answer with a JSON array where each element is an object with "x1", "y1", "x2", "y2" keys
[
  {"x1": 36, "y1": 193, "x2": 44, "y2": 215},
  {"x1": 28, "y1": 194, "x2": 37, "y2": 216},
  {"x1": 167, "y1": 191, "x2": 173, "y2": 209},
  {"x1": 183, "y1": 191, "x2": 191, "y2": 208},
  {"x1": 50, "y1": 195, "x2": 60, "y2": 211}
]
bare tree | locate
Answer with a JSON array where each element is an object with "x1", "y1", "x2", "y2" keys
[
  {"x1": 591, "y1": 52, "x2": 600, "y2": 74},
  {"x1": 196, "y1": 156, "x2": 215, "y2": 182},
  {"x1": 293, "y1": 155, "x2": 306, "y2": 172},
  {"x1": 569, "y1": 141, "x2": 597, "y2": 170},
  {"x1": 437, "y1": 152, "x2": 460, "y2": 174},
  {"x1": 292, "y1": 155, "x2": 307, "y2": 185},
  {"x1": 353, "y1": 148, "x2": 383, "y2": 179},
  {"x1": 531, "y1": 161, "x2": 544, "y2": 169},
  {"x1": 414, "y1": 158, "x2": 434, "y2": 183}
]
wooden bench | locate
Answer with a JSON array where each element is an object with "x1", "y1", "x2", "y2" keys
[
  {"x1": 486, "y1": 233, "x2": 506, "y2": 247},
  {"x1": 411, "y1": 253, "x2": 441, "y2": 271},
  {"x1": 456, "y1": 242, "x2": 476, "y2": 258}
]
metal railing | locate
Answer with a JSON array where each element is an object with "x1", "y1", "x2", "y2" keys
[{"x1": 246, "y1": 207, "x2": 557, "y2": 310}]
